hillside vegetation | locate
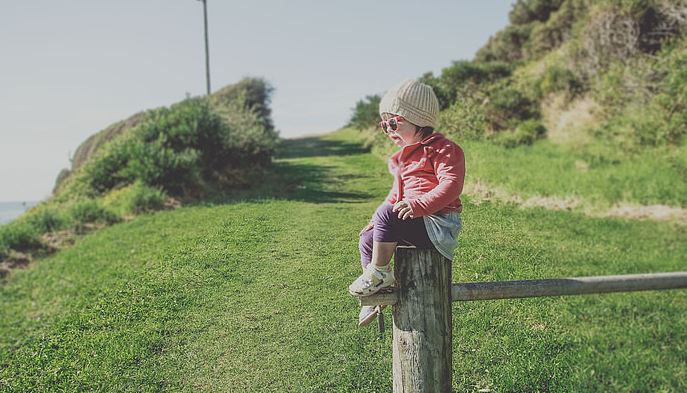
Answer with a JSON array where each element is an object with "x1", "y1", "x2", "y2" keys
[
  {"x1": 0, "y1": 78, "x2": 278, "y2": 276},
  {"x1": 350, "y1": 0, "x2": 687, "y2": 211}
]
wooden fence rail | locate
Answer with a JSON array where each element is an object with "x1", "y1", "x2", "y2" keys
[
  {"x1": 360, "y1": 271, "x2": 687, "y2": 306},
  {"x1": 353, "y1": 246, "x2": 687, "y2": 393}
]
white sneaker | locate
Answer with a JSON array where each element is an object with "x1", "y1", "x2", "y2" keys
[
  {"x1": 348, "y1": 265, "x2": 395, "y2": 296},
  {"x1": 358, "y1": 305, "x2": 387, "y2": 327}
]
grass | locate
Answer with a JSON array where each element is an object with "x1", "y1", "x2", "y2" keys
[
  {"x1": 1, "y1": 128, "x2": 686, "y2": 391},
  {"x1": 460, "y1": 138, "x2": 687, "y2": 208}
]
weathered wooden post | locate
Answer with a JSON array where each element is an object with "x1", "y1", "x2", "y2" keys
[{"x1": 392, "y1": 246, "x2": 452, "y2": 392}]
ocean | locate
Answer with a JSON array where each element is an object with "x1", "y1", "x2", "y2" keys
[{"x1": 0, "y1": 201, "x2": 37, "y2": 225}]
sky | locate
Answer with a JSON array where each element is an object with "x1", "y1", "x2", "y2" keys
[{"x1": 0, "y1": 1, "x2": 512, "y2": 203}]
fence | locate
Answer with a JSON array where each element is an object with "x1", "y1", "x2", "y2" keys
[{"x1": 355, "y1": 246, "x2": 687, "y2": 393}]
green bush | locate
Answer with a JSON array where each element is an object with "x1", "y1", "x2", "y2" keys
[
  {"x1": 211, "y1": 77, "x2": 276, "y2": 132},
  {"x1": 484, "y1": 82, "x2": 540, "y2": 131},
  {"x1": 535, "y1": 65, "x2": 583, "y2": 98},
  {"x1": 72, "y1": 97, "x2": 264, "y2": 198},
  {"x1": 213, "y1": 92, "x2": 279, "y2": 167},
  {"x1": 492, "y1": 119, "x2": 547, "y2": 147},
  {"x1": 527, "y1": 1, "x2": 580, "y2": 57},
  {"x1": 475, "y1": 24, "x2": 534, "y2": 63},
  {"x1": 509, "y1": 0, "x2": 565, "y2": 25},
  {"x1": 121, "y1": 140, "x2": 202, "y2": 196},
  {"x1": 81, "y1": 135, "x2": 135, "y2": 195},
  {"x1": 127, "y1": 183, "x2": 166, "y2": 214},
  {"x1": 56, "y1": 78, "x2": 278, "y2": 202},
  {"x1": 590, "y1": 38, "x2": 687, "y2": 149},
  {"x1": 104, "y1": 182, "x2": 167, "y2": 215},
  {"x1": 0, "y1": 221, "x2": 42, "y2": 252},
  {"x1": 436, "y1": 61, "x2": 512, "y2": 108},
  {"x1": 348, "y1": 95, "x2": 381, "y2": 129},
  {"x1": 25, "y1": 208, "x2": 67, "y2": 233},
  {"x1": 69, "y1": 200, "x2": 120, "y2": 226},
  {"x1": 438, "y1": 90, "x2": 488, "y2": 140},
  {"x1": 651, "y1": 38, "x2": 687, "y2": 145}
]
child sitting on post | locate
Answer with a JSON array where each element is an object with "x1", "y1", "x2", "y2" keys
[{"x1": 348, "y1": 79, "x2": 466, "y2": 326}]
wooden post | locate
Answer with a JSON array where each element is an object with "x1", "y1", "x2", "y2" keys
[{"x1": 392, "y1": 246, "x2": 452, "y2": 392}]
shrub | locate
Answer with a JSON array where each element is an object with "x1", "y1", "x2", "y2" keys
[
  {"x1": 577, "y1": 1, "x2": 682, "y2": 78},
  {"x1": 81, "y1": 135, "x2": 134, "y2": 194},
  {"x1": 127, "y1": 184, "x2": 166, "y2": 214},
  {"x1": 527, "y1": 0, "x2": 580, "y2": 57},
  {"x1": 211, "y1": 77, "x2": 276, "y2": 132},
  {"x1": 535, "y1": 65, "x2": 583, "y2": 98},
  {"x1": 0, "y1": 221, "x2": 42, "y2": 252},
  {"x1": 475, "y1": 24, "x2": 534, "y2": 63},
  {"x1": 70, "y1": 96, "x2": 276, "y2": 198},
  {"x1": 438, "y1": 90, "x2": 488, "y2": 141},
  {"x1": 484, "y1": 82, "x2": 540, "y2": 131},
  {"x1": 25, "y1": 208, "x2": 67, "y2": 233},
  {"x1": 55, "y1": 78, "x2": 278, "y2": 202},
  {"x1": 509, "y1": 0, "x2": 565, "y2": 25},
  {"x1": 492, "y1": 119, "x2": 547, "y2": 147},
  {"x1": 213, "y1": 91, "x2": 279, "y2": 167},
  {"x1": 348, "y1": 95, "x2": 381, "y2": 129},
  {"x1": 651, "y1": 38, "x2": 687, "y2": 145},
  {"x1": 69, "y1": 200, "x2": 120, "y2": 226},
  {"x1": 104, "y1": 182, "x2": 167, "y2": 215},
  {"x1": 589, "y1": 37, "x2": 687, "y2": 149},
  {"x1": 580, "y1": 8, "x2": 640, "y2": 75},
  {"x1": 120, "y1": 139, "x2": 202, "y2": 196},
  {"x1": 436, "y1": 61, "x2": 512, "y2": 107}
]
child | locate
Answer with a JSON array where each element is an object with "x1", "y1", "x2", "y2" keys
[{"x1": 348, "y1": 79, "x2": 465, "y2": 326}]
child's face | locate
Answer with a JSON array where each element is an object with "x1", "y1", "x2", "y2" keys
[{"x1": 380, "y1": 113, "x2": 420, "y2": 147}]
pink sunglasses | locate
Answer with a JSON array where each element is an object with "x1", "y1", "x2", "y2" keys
[{"x1": 380, "y1": 116, "x2": 403, "y2": 134}]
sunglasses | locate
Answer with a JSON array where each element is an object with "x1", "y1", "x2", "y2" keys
[{"x1": 379, "y1": 116, "x2": 403, "y2": 134}]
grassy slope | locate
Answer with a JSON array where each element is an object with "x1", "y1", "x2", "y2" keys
[
  {"x1": 461, "y1": 139, "x2": 687, "y2": 208},
  {"x1": 1, "y1": 129, "x2": 686, "y2": 392}
]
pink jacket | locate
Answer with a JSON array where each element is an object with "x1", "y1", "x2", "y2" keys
[{"x1": 386, "y1": 133, "x2": 465, "y2": 217}]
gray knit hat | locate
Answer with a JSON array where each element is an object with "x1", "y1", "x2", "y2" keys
[{"x1": 379, "y1": 79, "x2": 439, "y2": 128}]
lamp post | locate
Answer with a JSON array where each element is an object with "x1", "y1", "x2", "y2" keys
[{"x1": 197, "y1": 0, "x2": 211, "y2": 95}]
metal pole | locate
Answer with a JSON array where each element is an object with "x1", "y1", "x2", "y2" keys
[{"x1": 199, "y1": 0, "x2": 211, "y2": 95}]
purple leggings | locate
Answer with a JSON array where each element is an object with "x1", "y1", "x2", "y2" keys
[{"x1": 359, "y1": 203, "x2": 434, "y2": 269}]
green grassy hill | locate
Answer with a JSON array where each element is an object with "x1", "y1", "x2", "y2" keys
[{"x1": 2, "y1": 129, "x2": 686, "y2": 392}]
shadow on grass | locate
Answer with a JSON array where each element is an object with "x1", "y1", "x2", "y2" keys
[
  {"x1": 276, "y1": 136, "x2": 369, "y2": 159},
  {"x1": 203, "y1": 137, "x2": 373, "y2": 205}
]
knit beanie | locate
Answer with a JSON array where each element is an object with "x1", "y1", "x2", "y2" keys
[{"x1": 379, "y1": 79, "x2": 439, "y2": 128}]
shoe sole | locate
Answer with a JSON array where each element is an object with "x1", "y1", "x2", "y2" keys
[
  {"x1": 348, "y1": 285, "x2": 395, "y2": 297},
  {"x1": 348, "y1": 281, "x2": 395, "y2": 297}
]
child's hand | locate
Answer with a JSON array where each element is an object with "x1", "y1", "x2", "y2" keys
[
  {"x1": 393, "y1": 200, "x2": 415, "y2": 220},
  {"x1": 359, "y1": 221, "x2": 374, "y2": 236}
]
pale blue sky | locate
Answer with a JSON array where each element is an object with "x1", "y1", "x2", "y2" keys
[{"x1": 0, "y1": 1, "x2": 512, "y2": 202}]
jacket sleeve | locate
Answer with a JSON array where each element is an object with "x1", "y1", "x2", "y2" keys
[{"x1": 407, "y1": 142, "x2": 465, "y2": 216}]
